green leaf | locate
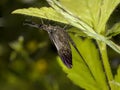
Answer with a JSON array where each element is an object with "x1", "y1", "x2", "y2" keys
[
  {"x1": 11, "y1": 0, "x2": 120, "y2": 89},
  {"x1": 12, "y1": 1, "x2": 120, "y2": 54},
  {"x1": 58, "y1": 32, "x2": 109, "y2": 90},
  {"x1": 113, "y1": 66, "x2": 120, "y2": 90},
  {"x1": 46, "y1": 0, "x2": 120, "y2": 55},
  {"x1": 107, "y1": 22, "x2": 120, "y2": 38},
  {"x1": 68, "y1": 27, "x2": 88, "y2": 37},
  {"x1": 12, "y1": 7, "x2": 68, "y2": 24},
  {"x1": 12, "y1": 0, "x2": 120, "y2": 54},
  {"x1": 58, "y1": 0, "x2": 102, "y2": 32},
  {"x1": 47, "y1": 0, "x2": 120, "y2": 33}
]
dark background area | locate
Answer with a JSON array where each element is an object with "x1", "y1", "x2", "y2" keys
[
  {"x1": 0, "y1": 0, "x2": 81, "y2": 90},
  {"x1": 0, "y1": 0, "x2": 120, "y2": 90}
]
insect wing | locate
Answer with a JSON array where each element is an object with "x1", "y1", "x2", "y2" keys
[{"x1": 48, "y1": 29, "x2": 72, "y2": 68}]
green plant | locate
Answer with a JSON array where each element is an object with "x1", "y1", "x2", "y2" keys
[{"x1": 12, "y1": 0, "x2": 120, "y2": 90}]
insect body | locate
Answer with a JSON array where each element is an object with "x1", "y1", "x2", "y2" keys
[
  {"x1": 24, "y1": 21, "x2": 81, "y2": 68},
  {"x1": 40, "y1": 24, "x2": 72, "y2": 68}
]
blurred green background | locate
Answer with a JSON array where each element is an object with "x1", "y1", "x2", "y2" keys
[
  {"x1": 0, "y1": 0, "x2": 81, "y2": 90},
  {"x1": 0, "y1": 0, "x2": 120, "y2": 90}
]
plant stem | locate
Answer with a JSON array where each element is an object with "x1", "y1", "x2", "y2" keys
[{"x1": 98, "y1": 41, "x2": 114, "y2": 90}]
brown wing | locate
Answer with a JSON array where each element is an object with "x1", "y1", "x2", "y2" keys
[{"x1": 48, "y1": 28, "x2": 72, "y2": 68}]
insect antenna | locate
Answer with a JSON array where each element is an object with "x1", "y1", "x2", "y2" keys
[{"x1": 23, "y1": 19, "x2": 41, "y2": 29}]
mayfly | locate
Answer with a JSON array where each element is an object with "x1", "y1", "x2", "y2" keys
[{"x1": 24, "y1": 21, "x2": 84, "y2": 68}]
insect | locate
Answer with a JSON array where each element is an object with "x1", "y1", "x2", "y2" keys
[{"x1": 24, "y1": 20, "x2": 83, "y2": 68}]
